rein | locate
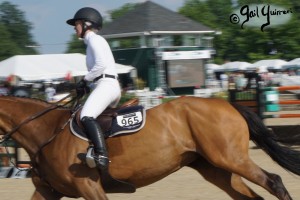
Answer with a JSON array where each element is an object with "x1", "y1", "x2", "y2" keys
[
  {"x1": 0, "y1": 94, "x2": 76, "y2": 143},
  {"x1": 0, "y1": 94, "x2": 79, "y2": 177},
  {"x1": 0, "y1": 94, "x2": 81, "y2": 193}
]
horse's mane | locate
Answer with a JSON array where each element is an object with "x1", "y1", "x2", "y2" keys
[{"x1": 0, "y1": 95, "x2": 71, "y2": 110}]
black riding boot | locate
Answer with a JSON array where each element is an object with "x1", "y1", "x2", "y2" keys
[{"x1": 81, "y1": 116, "x2": 109, "y2": 169}]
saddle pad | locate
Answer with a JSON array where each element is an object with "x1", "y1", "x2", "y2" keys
[
  {"x1": 70, "y1": 105, "x2": 146, "y2": 140},
  {"x1": 110, "y1": 105, "x2": 146, "y2": 137}
]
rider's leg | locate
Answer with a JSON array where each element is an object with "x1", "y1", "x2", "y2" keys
[
  {"x1": 80, "y1": 79, "x2": 121, "y2": 169},
  {"x1": 81, "y1": 116, "x2": 109, "y2": 169}
]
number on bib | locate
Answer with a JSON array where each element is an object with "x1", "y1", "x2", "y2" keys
[{"x1": 116, "y1": 111, "x2": 143, "y2": 127}]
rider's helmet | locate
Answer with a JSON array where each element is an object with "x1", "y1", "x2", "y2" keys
[{"x1": 66, "y1": 7, "x2": 103, "y2": 31}]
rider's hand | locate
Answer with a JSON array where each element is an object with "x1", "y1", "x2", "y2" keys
[{"x1": 76, "y1": 79, "x2": 90, "y2": 98}]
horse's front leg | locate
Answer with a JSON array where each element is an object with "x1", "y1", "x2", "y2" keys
[
  {"x1": 31, "y1": 172, "x2": 63, "y2": 200},
  {"x1": 31, "y1": 171, "x2": 108, "y2": 200},
  {"x1": 72, "y1": 178, "x2": 109, "y2": 200},
  {"x1": 31, "y1": 189, "x2": 63, "y2": 200}
]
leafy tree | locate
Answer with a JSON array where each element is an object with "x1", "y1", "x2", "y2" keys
[
  {"x1": 65, "y1": 35, "x2": 86, "y2": 54},
  {"x1": 0, "y1": 23, "x2": 21, "y2": 60},
  {"x1": 0, "y1": 1, "x2": 38, "y2": 60},
  {"x1": 179, "y1": 0, "x2": 300, "y2": 63},
  {"x1": 108, "y1": 3, "x2": 139, "y2": 20}
]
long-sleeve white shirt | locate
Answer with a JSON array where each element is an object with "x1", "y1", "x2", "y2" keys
[{"x1": 83, "y1": 31, "x2": 117, "y2": 82}]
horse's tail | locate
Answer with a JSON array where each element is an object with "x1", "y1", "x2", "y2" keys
[
  {"x1": 231, "y1": 103, "x2": 300, "y2": 176},
  {"x1": 271, "y1": 127, "x2": 300, "y2": 146}
]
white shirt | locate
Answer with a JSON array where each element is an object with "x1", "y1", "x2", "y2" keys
[{"x1": 83, "y1": 31, "x2": 117, "y2": 82}]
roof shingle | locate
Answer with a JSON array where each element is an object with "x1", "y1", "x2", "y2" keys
[{"x1": 100, "y1": 1, "x2": 214, "y2": 37}]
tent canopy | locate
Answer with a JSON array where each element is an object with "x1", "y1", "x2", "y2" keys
[
  {"x1": 220, "y1": 61, "x2": 252, "y2": 71},
  {"x1": 0, "y1": 53, "x2": 135, "y2": 81},
  {"x1": 247, "y1": 59, "x2": 287, "y2": 70},
  {"x1": 205, "y1": 63, "x2": 221, "y2": 71},
  {"x1": 282, "y1": 58, "x2": 300, "y2": 70}
]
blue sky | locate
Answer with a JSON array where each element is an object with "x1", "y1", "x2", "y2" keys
[{"x1": 6, "y1": 0, "x2": 184, "y2": 54}]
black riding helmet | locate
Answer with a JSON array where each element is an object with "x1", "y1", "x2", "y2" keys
[{"x1": 66, "y1": 7, "x2": 103, "y2": 29}]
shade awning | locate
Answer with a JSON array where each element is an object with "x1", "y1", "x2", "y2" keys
[{"x1": 0, "y1": 53, "x2": 135, "y2": 81}]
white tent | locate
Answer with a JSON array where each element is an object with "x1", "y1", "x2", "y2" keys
[
  {"x1": 220, "y1": 61, "x2": 252, "y2": 71},
  {"x1": 205, "y1": 63, "x2": 222, "y2": 73},
  {"x1": 247, "y1": 59, "x2": 287, "y2": 70},
  {"x1": 0, "y1": 53, "x2": 135, "y2": 81},
  {"x1": 286, "y1": 58, "x2": 300, "y2": 65},
  {"x1": 282, "y1": 58, "x2": 300, "y2": 70}
]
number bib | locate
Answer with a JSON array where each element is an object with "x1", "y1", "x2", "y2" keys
[
  {"x1": 109, "y1": 105, "x2": 146, "y2": 137},
  {"x1": 117, "y1": 111, "x2": 143, "y2": 127}
]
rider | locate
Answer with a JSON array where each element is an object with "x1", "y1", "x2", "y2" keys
[{"x1": 66, "y1": 7, "x2": 121, "y2": 169}]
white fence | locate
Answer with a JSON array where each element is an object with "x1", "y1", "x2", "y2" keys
[{"x1": 128, "y1": 87, "x2": 223, "y2": 109}]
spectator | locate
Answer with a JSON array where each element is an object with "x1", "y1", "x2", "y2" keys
[{"x1": 45, "y1": 84, "x2": 56, "y2": 102}]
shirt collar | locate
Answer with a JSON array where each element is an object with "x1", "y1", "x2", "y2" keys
[{"x1": 84, "y1": 31, "x2": 95, "y2": 44}]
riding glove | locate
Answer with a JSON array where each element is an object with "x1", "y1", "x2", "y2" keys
[{"x1": 76, "y1": 79, "x2": 90, "y2": 98}]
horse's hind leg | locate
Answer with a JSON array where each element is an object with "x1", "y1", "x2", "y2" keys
[
  {"x1": 233, "y1": 160, "x2": 292, "y2": 200},
  {"x1": 188, "y1": 157, "x2": 263, "y2": 200},
  {"x1": 260, "y1": 169, "x2": 292, "y2": 200},
  {"x1": 204, "y1": 147, "x2": 292, "y2": 200}
]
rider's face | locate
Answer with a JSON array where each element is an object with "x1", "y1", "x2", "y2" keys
[{"x1": 74, "y1": 21, "x2": 83, "y2": 38}]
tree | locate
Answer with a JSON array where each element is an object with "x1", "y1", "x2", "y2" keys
[
  {"x1": 65, "y1": 35, "x2": 86, "y2": 54},
  {"x1": 108, "y1": 3, "x2": 139, "y2": 20},
  {"x1": 0, "y1": 23, "x2": 20, "y2": 60},
  {"x1": 0, "y1": 1, "x2": 38, "y2": 60},
  {"x1": 179, "y1": 0, "x2": 300, "y2": 63}
]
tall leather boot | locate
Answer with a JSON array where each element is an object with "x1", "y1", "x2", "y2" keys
[{"x1": 81, "y1": 116, "x2": 109, "y2": 169}]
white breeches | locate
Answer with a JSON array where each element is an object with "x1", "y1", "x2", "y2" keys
[{"x1": 80, "y1": 78, "x2": 121, "y2": 119}]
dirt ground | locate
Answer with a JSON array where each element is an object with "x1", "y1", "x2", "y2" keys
[{"x1": 0, "y1": 144, "x2": 300, "y2": 200}]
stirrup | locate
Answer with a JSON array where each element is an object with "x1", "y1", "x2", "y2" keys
[
  {"x1": 86, "y1": 147, "x2": 110, "y2": 169},
  {"x1": 86, "y1": 147, "x2": 97, "y2": 168}
]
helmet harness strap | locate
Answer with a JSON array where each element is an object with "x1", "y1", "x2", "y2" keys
[{"x1": 81, "y1": 21, "x2": 89, "y2": 38}]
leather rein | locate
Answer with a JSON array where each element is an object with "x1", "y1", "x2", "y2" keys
[
  {"x1": 0, "y1": 94, "x2": 76, "y2": 143},
  {"x1": 0, "y1": 94, "x2": 79, "y2": 171}
]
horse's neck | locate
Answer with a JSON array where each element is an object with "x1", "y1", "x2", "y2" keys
[{"x1": 0, "y1": 97, "x2": 69, "y2": 156}]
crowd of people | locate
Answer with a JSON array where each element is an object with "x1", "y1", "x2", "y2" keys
[{"x1": 206, "y1": 67, "x2": 300, "y2": 91}]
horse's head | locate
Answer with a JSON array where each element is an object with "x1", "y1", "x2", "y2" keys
[
  {"x1": 0, "y1": 97, "x2": 17, "y2": 138},
  {"x1": 0, "y1": 118, "x2": 15, "y2": 147},
  {"x1": 0, "y1": 116, "x2": 12, "y2": 137},
  {"x1": 0, "y1": 96, "x2": 66, "y2": 153}
]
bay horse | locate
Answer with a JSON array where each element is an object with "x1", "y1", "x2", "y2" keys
[{"x1": 0, "y1": 95, "x2": 300, "y2": 200}]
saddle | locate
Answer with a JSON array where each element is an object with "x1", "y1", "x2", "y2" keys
[
  {"x1": 71, "y1": 98, "x2": 146, "y2": 140},
  {"x1": 76, "y1": 98, "x2": 139, "y2": 133}
]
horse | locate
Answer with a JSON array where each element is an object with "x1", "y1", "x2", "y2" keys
[{"x1": 0, "y1": 95, "x2": 300, "y2": 200}]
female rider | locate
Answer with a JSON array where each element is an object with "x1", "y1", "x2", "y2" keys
[{"x1": 66, "y1": 7, "x2": 121, "y2": 169}]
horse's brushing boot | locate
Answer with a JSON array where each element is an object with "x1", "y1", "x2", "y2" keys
[{"x1": 81, "y1": 116, "x2": 109, "y2": 170}]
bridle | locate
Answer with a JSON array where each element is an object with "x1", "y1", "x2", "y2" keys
[
  {"x1": 0, "y1": 94, "x2": 77, "y2": 143},
  {"x1": 0, "y1": 94, "x2": 83, "y2": 195},
  {"x1": 0, "y1": 94, "x2": 79, "y2": 171}
]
